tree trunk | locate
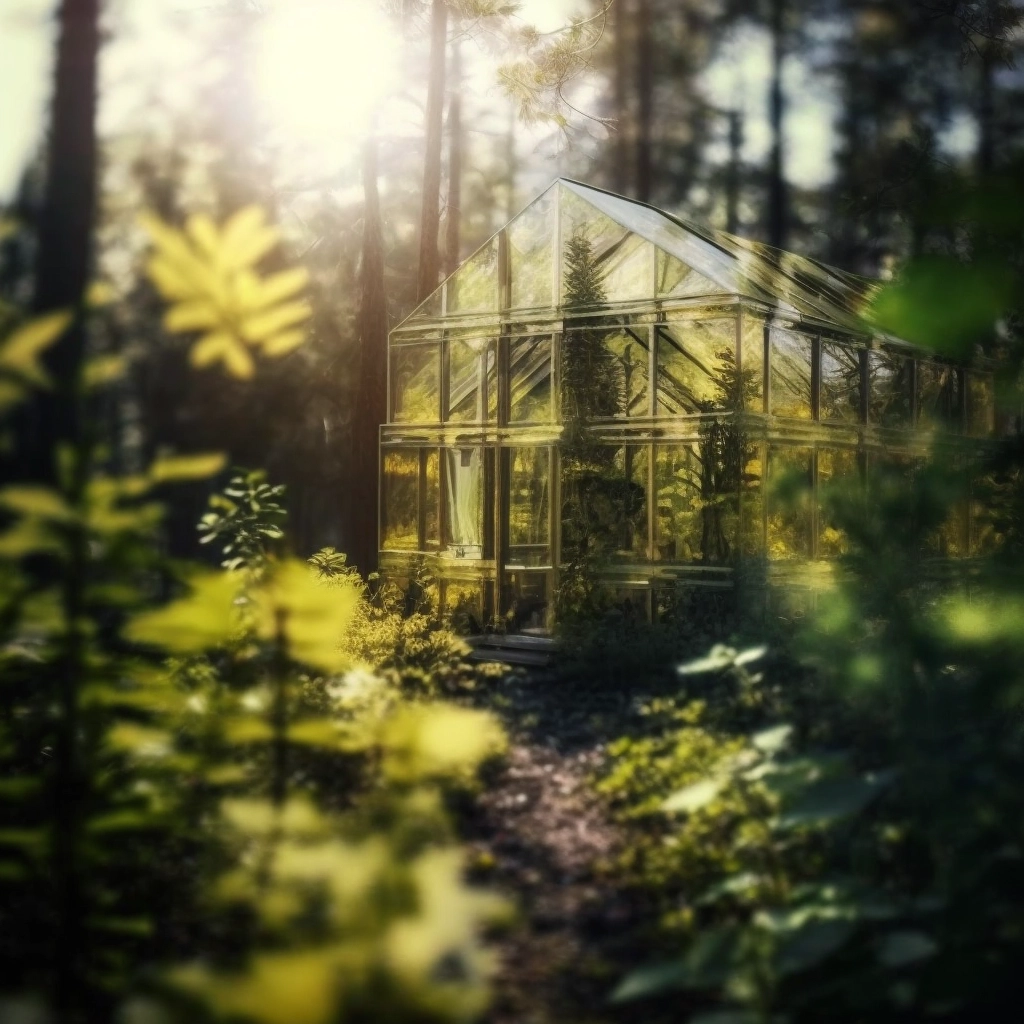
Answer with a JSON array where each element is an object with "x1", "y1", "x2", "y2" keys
[
  {"x1": 766, "y1": 0, "x2": 787, "y2": 249},
  {"x1": 635, "y1": 0, "x2": 654, "y2": 202},
  {"x1": 725, "y1": 108, "x2": 743, "y2": 234},
  {"x1": 444, "y1": 43, "x2": 463, "y2": 277},
  {"x1": 353, "y1": 134, "x2": 388, "y2": 577},
  {"x1": 416, "y1": 0, "x2": 448, "y2": 301},
  {"x1": 504, "y1": 103, "x2": 518, "y2": 221},
  {"x1": 977, "y1": 44, "x2": 995, "y2": 176},
  {"x1": 611, "y1": 0, "x2": 630, "y2": 194},
  {"x1": 30, "y1": 0, "x2": 101, "y2": 475}
]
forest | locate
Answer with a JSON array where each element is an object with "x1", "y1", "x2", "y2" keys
[{"x1": 1, "y1": 0, "x2": 1024, "y2": 1022}]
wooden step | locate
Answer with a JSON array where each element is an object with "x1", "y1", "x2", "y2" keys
[{"x1": 466, "y1": 633, "x2": 558, "y2": 667}]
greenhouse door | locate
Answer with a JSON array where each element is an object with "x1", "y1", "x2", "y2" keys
[{"x1": 499, "y1": 446, "x2": 555, "y2": 633}]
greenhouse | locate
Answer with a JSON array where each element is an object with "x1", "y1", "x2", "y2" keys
[{"x1": 379, "y1": 179, "x2": 995, "y2": 631}]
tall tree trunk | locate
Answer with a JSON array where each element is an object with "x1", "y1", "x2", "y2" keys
[
  {"x1": 353, "y1": 134, "x2": 388, "y2": 577},
  {"x1": 635, "y1": 0, "x2": 654, "y2": 202},
  {"x1": 977, "y1": 43, "x2": 995, "y2": 176},
  {"x1": 444, "y1": 43, "x2": 463, "y2": 277},
  {"x1": 766, "y1": 0, "x2": 788, "y2": 249},
  {"x1": 612, "y1": 0, "x2": 630, "y2": 194},
  {"x1": 725, "y1": 108, "x2": 743, "y2": 234},
  {"x1": 504, "y1": 102, "x2": 518, "y2": 221},
  {"x1": 30, "y1": 0, "x2": 101, "y2": 474},
  {"x1": 417, "y1": 0, "x2": 448, "y2": 301}
]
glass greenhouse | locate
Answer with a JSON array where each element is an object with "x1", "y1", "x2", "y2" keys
[{"x1": 379, "y1": 179, "x2": 995, "y2": 631}]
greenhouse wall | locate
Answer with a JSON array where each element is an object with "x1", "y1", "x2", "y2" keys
[{"x1": 378, "y1": 181, "x2": 995, "y2": 631}]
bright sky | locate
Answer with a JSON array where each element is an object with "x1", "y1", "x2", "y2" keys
[{"x1": 0, "y1": 0, "x2": 975, "y2": 209}]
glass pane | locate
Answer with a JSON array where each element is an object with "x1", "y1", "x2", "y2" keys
[
  {"x1": 868, "y1": 350, "x2": 912, "y2": 427},
  {"x1": 447, "y1": 337, "x2": 496, "y2": 422},
  {"x1": 407, "y1": 287, "x2": 442, "y2": 321},
  {"x1": 424, "y1": 449, "x2": 440, "y2": 548},
  {"x1": 602, "y1": 232, "x2": 653, "y2": 303},
  {"x1": 767, "y1": 446, "x2": 812, "y2": 559},
  {"x1": 445, "y1": 448, "x2": 485, "y2": 557},
  {"x1": 561, "y1": 444, "x2": 647, "y2": 563},
  {"x1": 654, "y1": 442, "x2": 735, "y2": 565},
  {"x1": 560, "y1": 188, "x2": 630, "y2": 306},
  {"x1": 656, "y1": 318, "x2": 736, "y2": 414},
  {"x1": 741, "y1": 315, "x2": 765, "y2": 412},
  {"x1": 447, "y1": 237, "x2": 499, "y2": 314},
  {"x1": 657, "y1": 249, "x2": 721, "y2": 298},
  {"x1": 509, "y1": 190, "x2": 555, "y2": 310},
  {"x1": 390, "y1": 344, "x2": 439, "y2": 423},
  {"x1": 917, "y1": 362, "x2": 961, "y2": 431},
  {"x1": 613, "y1": 445, "x2": 649, "y2": 560},
  {"x1": 562, "y1": 325, "x2": 628, "y2": 420},
  {"x1": 739, "y1": 444, "x2": 764, "y2": 557},
  {"x1": 817, "y1": 447, "x2": 858, "y2": 559},
  {"x1": 505, "y1": 570, "x2": 549, "y2": 632},
  {"x1": 820, "y1": 343, "x2": 861, "y2": 424},
  {"x1": 770, "y1": 328, "x2": 813, "y2": 419},
  {"x1": 602, "y1": 327, "x2": 649, "y2": 417},
  {"x1": 967, "y1": 372, "x2": 995, "y2": 437},
  {"x1": 509, "y1": 447, "x2": 550, "y2": 566},
  {"x1": 381, "y1": 450, "x2": 420, "y2": 550},
  {"x1": 509, "y1": 335, "x2": 553, "y2": 423}
]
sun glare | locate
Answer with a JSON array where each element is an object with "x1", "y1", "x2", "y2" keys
[{"x1": 254, "y1": 1, "x2": 400, "y2": 165}]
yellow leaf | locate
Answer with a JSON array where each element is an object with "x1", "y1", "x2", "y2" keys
[
  {"x1": 222, "y1": 338, "x2": 256, "y2": 379},
  {"x1": 0, "y1": 311, "x2": 72, "y2": 386},
  {"x1": 86, "y1": 281, "x2": 115, "y2": 307},
  {"x1": 221, "y1": 796, "x2": 328, "y2": 839},
  {"x1": 190, "y1": 331, "x2": 233, "y2": 368},
  {"x1": 382, "y1": 705, "x2": 506, "y2": 784},
  {"x1": 149, "y1": 452, "x2": 226, "y2": 484},
  {"x1": 251, "y1": 267, "x2": 310, "y2": 310},
  {"x1": 261, "y1": 329, "x2": 307, "y2": 357},
  {"x1": 241, "y1": 300, "x2": 311, "y2": 343},
  {"x1": 223, "y1": 717, "x2": 274, "y2": 744},
  {"x1": 125, "y1": 570, "x2": 239, "y2": 653},
  {"x1": 0, "y1": 486, "x2": 74, "y2": 523},
  {"x1": 145, "y1": 256, "x2": 196, "y2": 302},
  {"x1": 286, "y1": 719, "x2": 344, "y2": 749},
  {"x1": 220, "y1": 206, "x2": 279, "y2": 270},
  {"x1": 254, "y1": 560, "x2": 358, "y2": 673},
  {"x1": 83, "y1": 354, "x2": 127, "y2": 390},
  {"x1": 185, "y1": 212, "x2": 220, "y2": 256},
  {"x1": 164, "y1": 299, "x2": 222, "y2": 334},
  {"x1": 171, "y1": 947, "x2": 344, "y2": 1024},
  {"x1": 107, "y1": 723, "x2": 173, "y2": 760}
]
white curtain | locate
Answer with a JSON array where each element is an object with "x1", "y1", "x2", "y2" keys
[{"x1": 446, "y1": 448, "x2": 483, "y2": 551}]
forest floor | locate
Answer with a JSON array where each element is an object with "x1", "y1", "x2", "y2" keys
[{"x1": 461, "y1": 668, "x2": 653, "y2": 1024}]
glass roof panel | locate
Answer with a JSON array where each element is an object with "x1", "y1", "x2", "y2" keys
[
  {"x1": 447, "y1": 235, "x2": 499, "y2": 314},
  {"x1": 509, "y1": 187, "x2": 555, "y2": 310}
]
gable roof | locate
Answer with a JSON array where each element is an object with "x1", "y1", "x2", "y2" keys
[
  {"x1": 399, "y1": 178, "x2": 881, "y2": 334},
  {"x1": 560, "y1": 179, "x2": 880, "y2": 332}
]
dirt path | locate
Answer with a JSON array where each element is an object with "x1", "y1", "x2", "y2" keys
[{"x1": 463, "y1": 671, "x2": 646, "y2": 1024}]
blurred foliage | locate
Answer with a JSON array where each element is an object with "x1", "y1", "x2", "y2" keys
[
  {"x1": 142, "y1": 207, "x2": 311, "y2": 380},
  {"x1": 0, "y1": 211, "x2": 509, "y2": 1024}
]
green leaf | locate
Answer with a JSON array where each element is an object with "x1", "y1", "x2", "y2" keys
[
  {"x1": 751, "y1": 724, "x2": 793, "y2": 755},
  {"x1": 663, "y1": 776, "x2": 726, "y2": 814},
  {"x1": 877, "y1": 930, "x2": 938, "y2": 969},
  {"x1": 610, "y1": 960, "x2": 690, "y2": 1003},
  {"x1": 149, "y1": 452, "x2": 226, "y2": 484},
  {"x1": 869, "y1": 255, "x2": 1014, "y2": 358},
  {"x1": 774, "y1": 771, "x2": 894, "y2": 831},
  {"x1": 772, "y1": 917, "x2": 856, "y2": 976}
]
